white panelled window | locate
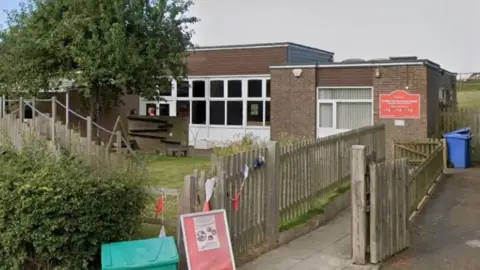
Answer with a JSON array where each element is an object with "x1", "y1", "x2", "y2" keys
[
  {"x1": 145, "y1": 77, "x2": 270, "y2": 126},
  {"x1": 317, "y1": 87, "x2": 373, "y2": 130},
  {"x1": 246, "y1": 79, "x2": 271, "y2": 127}
]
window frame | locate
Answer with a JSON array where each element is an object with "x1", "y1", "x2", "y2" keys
[
  {"x1": 316, "y1": 86, "x2": 374, "y2": 130},
  {"x1": 139, "y1": 76, "x2": 271, "y2": 127}
]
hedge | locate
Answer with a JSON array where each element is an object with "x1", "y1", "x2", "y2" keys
[{"x1": 0, "y1": 134, "x2": 147, "y2": 269}]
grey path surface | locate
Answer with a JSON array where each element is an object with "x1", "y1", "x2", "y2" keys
[
  {"x1": 240, "y1": 210, "x2": 378, "y2": 270},
  {"x1": 382, "y1": 168, "x2": 480, "y2": 270}
]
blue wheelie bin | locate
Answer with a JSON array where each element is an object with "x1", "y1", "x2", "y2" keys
[
  {"x1": 101, "y1": 236, "x2": 179, "y2": 270},
  {"x1": 444, "y1": 127, "x2": 472, "y2": 169}
]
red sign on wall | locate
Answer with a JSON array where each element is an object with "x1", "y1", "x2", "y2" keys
[
  {"x1": 379, "y1": 90, "x2": 420, "y2": 119},
  {"x1": 181, "y1": 209, "x2": 236, "y2": 270}
]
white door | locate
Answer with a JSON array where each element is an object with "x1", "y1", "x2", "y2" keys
[{"x1": 317, "y1": 87, "x2": 373, "y2": 138}]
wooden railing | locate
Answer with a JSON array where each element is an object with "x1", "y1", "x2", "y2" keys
[{"x1": 0, "y1": 97, "x2": 139, "y2": 171}]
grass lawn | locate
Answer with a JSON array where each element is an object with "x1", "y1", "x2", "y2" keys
[
  {"x1": 458, "y1": 90, "x2": 480, "y2": 109},
  {"x1": 146, "y1": 156, "x2": 212, "y2": 188},
  {"x1": 136, "y1": 155, "x2": 212, "y2": 239}
]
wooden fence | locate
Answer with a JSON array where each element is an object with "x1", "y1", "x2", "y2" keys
[
  {"x1": 434, "y1": 107, "x2": 480, "y2": 162},
  {"x1": 352, "y1": 141, "x2": 445, "y2": 264},
  {"x1": 180, "y1": 124, "x2": 386, "y2": 259},
  {"x1": 0, "y1": 97, "x2": 139, "y2": 171},
  {"x1": 393, "y1": 139, "x2": 442, "y2": 165}
]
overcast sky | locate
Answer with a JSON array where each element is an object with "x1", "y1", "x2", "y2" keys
[{"x1": 2, "y1": 0, "x2": 478, "y2": 73}]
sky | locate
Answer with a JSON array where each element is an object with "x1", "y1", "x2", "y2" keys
[{"x1": 1, "y1": 0, "x2": 478, "y2": 74}]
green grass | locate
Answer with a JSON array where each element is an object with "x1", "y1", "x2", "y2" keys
[
  {"x1": 132, "y1": 155, "x2": 212, "y2": 239},
  {"x1": 279, "y1": 182, "x2": 351, "y2": 232},
  {"x1": 146, "y1": 156, "x2": 212, "y2": 188},
  {"x1": 458, "y1": 91, "x2": 480, "y2": 109}
]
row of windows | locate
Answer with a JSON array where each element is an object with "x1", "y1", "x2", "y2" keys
[
  {"x1": 146, "y1": 100, "x2": 271, "y2": 126},
  {"x1": 159, "y1": 79, "x2": 271, "y2": 98}
]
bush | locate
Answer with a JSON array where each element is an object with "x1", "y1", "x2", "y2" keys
[
  {"x1": 0, "y1": 133, "x2": 147, "y2": 269},
  {"x1": 210, "y1": 132, "x2": 308, "y2": 156}
]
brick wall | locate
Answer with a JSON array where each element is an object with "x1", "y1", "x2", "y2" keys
[
  {"x1": 373, "y1": 66, "x2": 428, "y2": 159},
  {"x1": 270, "y1": 68, "x2": 317, "y2": 140}
]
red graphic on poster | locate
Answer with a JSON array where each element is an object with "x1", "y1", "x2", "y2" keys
[
  {"x1": 379, "y1": 90, "x2": 420, "y2": 119},
  {"x1": 181, "y1": 210, "x2": 235, "y2": 270}
]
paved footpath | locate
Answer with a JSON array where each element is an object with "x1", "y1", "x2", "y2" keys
[
  {"x1": 240, "y1": 210, "x2": 378, "y2": 270},
  {"x1": 382, "y1": 168, "x2": 480, "y2": 270}
]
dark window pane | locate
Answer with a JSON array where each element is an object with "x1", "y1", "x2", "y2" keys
[
  {"x1": 227, "y1": 101, "x2": 243, "y2": 126},
  {"x1": 210, "y1": 101, "x2": 225, "y2": 125},
  {"x1": 228, "y1": 80, "x2": 242, "y2": 97},
  {"x1": 192, "y1": 81, "x2": 205, "y2": 98},
  {"x1": 266, "y1": 80, "x2": 271, "y2": 97},
  {"x1": 146, "y1": 103, "x2": 157, "y2": 116},
  {"x1": 265, "y1": 101, "x2": 270, "y2": 126},
  {"x1": 210, "y1": 80, "x2": 224, "y2": 97},
  {"x1": 176, "y1": 101, "x2": 190, "y2": 118},
  {"x1": 248, "y1": 80, "x2": 262, "y2": 97},
  {"x1": 192, "y1": 101, "x2": 206, "y2": 124},
  {"x1": 159, "y1": 103, "x2": 170, "y2": 116},
  {"x1": 177, "y1": 81, "x2": 189, "y2": 97},
  {"x1": 159, "y1": 84, "x2": 172, "y2": 96},
  {"x1": 247, "y1": 101, "x2": 263, "y2": 126}
]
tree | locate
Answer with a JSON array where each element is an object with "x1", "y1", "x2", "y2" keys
[{"x1": 0, "y1": 0, "x2": 198, "y2": 118}]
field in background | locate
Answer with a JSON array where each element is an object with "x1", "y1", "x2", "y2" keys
[{"x1": 457, "y1": 78, "x2": 480, "y2": 108}]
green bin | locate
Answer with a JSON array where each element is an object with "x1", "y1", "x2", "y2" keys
[{"x1": 101, "y1": 236, "x2": 179, "y2": 270}]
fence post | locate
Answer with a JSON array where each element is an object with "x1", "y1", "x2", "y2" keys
[
  {"x1": 86, "y1": 116, "x2": 92, "y2": 154},
  {"x1": 31, "y1": 98, "x2": 36, "y2": 119},
  {"x1": 19, "y1": 97, "x2": 24, "y2": 122},
  {"x1": 442, "y1": 138, "x2": 448, "y2": 169},
  {"x1": 177, "y1": 175, "x2": 197, "y2": 270},
  {"x1": 351, "y1": 145, "x2": 367, "y2": 265},
  {"x1": 265, "y1": 141, "x2": 280, "y2": 247},
  {"x1": 213, "y1": 157, "x2": 226, "y2": 210},
  {"x1": 115, "y1": 131, "x2": 122, "y2": 153},
  {"x1": 50, "y1": 97, "x2": 57, "y2": 144}
]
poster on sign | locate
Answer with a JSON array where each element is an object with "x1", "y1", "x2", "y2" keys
[
  {"x1": 379, "y1": 90, "x2": 421, "y2": 119},
  {"x1": 181, "y1": 209, "x2": 235, "y2": 270}
]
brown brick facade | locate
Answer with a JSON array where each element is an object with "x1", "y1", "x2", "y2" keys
[
  {"x1": 372, "y1": 66, "x2": 428, "y2": 158},
  {"x1": 270, "y1": 68, "x2": 317, "y2": 140},
  {"x1": 270, "y1": 64, "x2": 451, "y2": 159},
  {"x1": 188, "y1": 47, "x2": 287, "y2": 76}
]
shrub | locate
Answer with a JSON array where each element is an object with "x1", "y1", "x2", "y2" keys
[
  {"x1": 0, "y1": 133, "x2": 147, "y2": 269},
  {"x1": 210, "y1": 132, "x2": 308, "y2": 156}
]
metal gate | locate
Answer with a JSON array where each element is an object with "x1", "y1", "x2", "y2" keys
[{"x1": 351, "y1": 146, "x2": 409, "y2": 265}]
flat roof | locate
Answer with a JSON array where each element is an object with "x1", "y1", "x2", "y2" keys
[
  {"x1": 271, "y1": 57, "x2": 455, "y2": 75},
  {"x1": 188, "y1": 42, "x2": 334, "y2": 55}
]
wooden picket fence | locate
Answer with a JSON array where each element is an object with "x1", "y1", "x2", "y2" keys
[
  {"x1": 179, "y1": 124, "x2": 386, "y2": 259},
  {"x1": 352, "y1": 141, "x2": 445, "y2": 264},
  {"x1": 434, "y1": 107, "x2": 480, "y2": 162}
]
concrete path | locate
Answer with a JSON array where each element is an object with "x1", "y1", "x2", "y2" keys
[
  {"x1": 382, "y1": 168, "x2": 480, "y2": 270},
  {"x1": 240, "y1": 210, "x2": 378, "y2": 270}
]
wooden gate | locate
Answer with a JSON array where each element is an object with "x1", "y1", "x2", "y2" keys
[{"x1": 351, "y1": 146, "x2": 409, "y2": 265}]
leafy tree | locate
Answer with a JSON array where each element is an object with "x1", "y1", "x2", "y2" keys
[{"x1": 0, "y1": 0, "x2": 198, "y2": 118}]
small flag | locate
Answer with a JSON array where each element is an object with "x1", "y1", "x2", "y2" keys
[
  {"x1": 155, "y1": 195, "x2": 164, "y2": 217},
  {"x1": 202, "y1": 201, "x2": 211, "y2": 212},
  {"x1": 159, "y1": 225, "x2": 166, "y2": 238},
  {"x1": 242, "y1": 164, "x2": 249, "y2": 180},
  {"x1": 203, "y1": 178, "x2": 216, "y2": 212},
  {"x1": 233, "y1": 192, "x2": 241, "y2": 212}
]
